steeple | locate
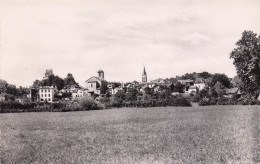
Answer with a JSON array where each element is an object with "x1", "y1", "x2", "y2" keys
[
  {"x1": 142, "y1": 67, "x2": 147, "y2": 76},
  {"x1": 142, "y1": 66, "x2": 147, "y2": 83}
]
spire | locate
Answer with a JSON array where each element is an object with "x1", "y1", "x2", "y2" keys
[
  {"x1": 142, "y1": 65, "x2": 147, "y2": 83},
  {"x1": 142, "y1": 66, "x2": 146, "y2": 75}
]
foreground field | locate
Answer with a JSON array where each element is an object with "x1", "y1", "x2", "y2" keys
[{"x1": 0, "y1": 106, "x2": 260, "y2": 163}]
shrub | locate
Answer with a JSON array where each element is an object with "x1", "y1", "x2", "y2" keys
[
  {"x1": 199, "y1": 99, "x2": 211, "y2": 106},
  {"x1": 78, "y1": 96, "x2": 97, "y2": 110},
  {"x1": 192, "y1": 94, "x2": 201, "y2": 102}
]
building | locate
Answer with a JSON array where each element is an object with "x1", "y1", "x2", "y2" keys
[
  {"x1": 85, "y1": 70, "x2": 106, "y2": 96},
  {"x1": 72, "y1": 88, "x2": 85, "y2": 100},
  {"x1": 142, "y1": 66, "x2": 147, "y2": 83},
  {"x1": 28, "y1": 88, "x2": 39, "y2": 102},
  {"x1": 38, "y1": 86, "x2": 55, "y2": 102},
  {"x1": 185, "y1": 86, "x2": 199, "y2": 94},
  {"x1": 194, "y1": 78, "x2": 206, "y2": 91}
]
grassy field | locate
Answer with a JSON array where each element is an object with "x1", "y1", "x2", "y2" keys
[{"x1": 0, "y1": 106, "x2": 260, "y2": 163}]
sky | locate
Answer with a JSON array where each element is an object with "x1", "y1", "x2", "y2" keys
[{"x1": 0, "y1": 0, "x2": 260, "y2": 87}]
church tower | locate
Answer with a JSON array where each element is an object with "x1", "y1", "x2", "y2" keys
[
  {"x1": 142, "y1": 66, "x2": 147, "y2": 83},
  {"x1": 98, "y1": 70, "x2": 104, "y2": 80}
]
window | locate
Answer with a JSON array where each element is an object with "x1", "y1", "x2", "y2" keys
[
  {"x1": 48, "y1": 98, "x2": 51, "y2": 101},
  {"x1": 45, "y1": 89, "x2": 46, "y2": 92},
  {"x1": 45, "y1": 94, "x2": 47, "y2": 97},
  {"x1": 49, "y1": 94, "x2": 50, "y2": 97},
  {"x1": 41, "y1": 94, "x2": 43, "y2": 97},
  {"x1": 48, "y1": 89, "x2": 50, "y2": 92}
]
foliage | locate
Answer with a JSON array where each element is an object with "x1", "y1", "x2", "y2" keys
[
  {"x1": 173, "y1": 82, "x2": 184, "y2": 93},
  {"x1": 125, "y1": 88, "x2": 138, "y2": 101},
  {"x1": 78, "y1": 96, "x2": 99, "y2": 110},
  {"x1": 191, "y1": 93, "x2": 201, "y2": 102},
  {"x1": 32, "y1": 70, "x2": 78, "y2": 91},
  {"x1": 198, "y1": 72, "x2": 213, "y2": 79},
  {"x1": 211, "y1": 73, "x2": 231, "y2": 88},
  {"x1": 64, "y1": 73, "x2": 79, "y2": 87},
  {"x1": 230, "y1": 30, "x2": 260, "y2": 98}
]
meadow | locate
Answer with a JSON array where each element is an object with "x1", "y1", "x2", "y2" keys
[{"x1": 0, "y1": 106, "x2": 259, "y2": 163}]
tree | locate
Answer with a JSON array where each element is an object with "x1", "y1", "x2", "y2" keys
[
  {"x1": 6, "y1": 84, "x2": 18, "y2": 96},
  {"x1": 230, "y1": 30, "x2": 260, "y2": 98},
  {"x1": 32, "y1": 79, "x2": 42, "y2": 88},
  {"x1": 53, "y1": 76, "x2": 65, "y2": 90},
  {"x1": 198, "y1": 72, "x2": 212, "y2": 79},
  {"x1": 143, "y1": 87, "x2": 153, "y2": 96},
  {"x1": 211, "y1": 73, "x2": 230, "y2": 88},
  {"x1": 0, "y1": 79, "x2": 8, "y2": 93},
  {"x1": 44, "y1": 69, "x2": 54, "y2": 79},
  {"x1": 113, "y1": 91, "x2": 126, "y2": 104},
  {"x1": 173, "y1": 82, "x2": 184, "y2": 93},
  {"x1": 64, "y1": 73, "x2": 78, "y2": 87},
  {"x1": 125, "y1": 88, "x2": 138, "y2": 101}
]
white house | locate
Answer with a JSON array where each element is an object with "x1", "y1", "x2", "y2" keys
[
  {"x1": 194, "y1": 78, "x2": 206, "y2": 91},
  {"x1": 185, "y1": 86, "x2": 199, "y2": 94},
  {"x1": 72, "y1": 88, "x2": 85, "y2": 100},
  {"x1": 38, "y1": 86, "x2": 55, "y2": 102}
]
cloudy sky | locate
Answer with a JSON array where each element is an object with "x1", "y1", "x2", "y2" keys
[{"x1": 1, "y1": 0, "x2": 260, "y2": 87}]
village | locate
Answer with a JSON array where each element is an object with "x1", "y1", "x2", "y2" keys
[{"x1": 25, "y1": 67, "x2": 242, "y2": 103}]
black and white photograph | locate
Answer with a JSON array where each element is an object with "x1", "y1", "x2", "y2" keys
[{"x1": 0, "y1": 0, "x2": 260, "y2": 163}]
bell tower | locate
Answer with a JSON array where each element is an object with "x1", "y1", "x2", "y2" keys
[
  {"x1": 98, "y1": 70, "x2": 104, "y2": 80},
  {"x1": 142, "y1": 66, "x2": 147, "y2": 83}
]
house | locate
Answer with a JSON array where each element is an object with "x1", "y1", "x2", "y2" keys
[
  {"x1": 194, "y1": 78, "x2": 206, "y2": 91},
  {"x1": 151, "y1": 78, "x2": 165, "y2": 84},
  {"x1": 72, "y1": 88, "x2": 85, "y2": 100},
  {"x1": 38, "y1": 86, "x2": 55, "y2": 102},
  {"x1": 85, "y1": 70, "x2": 106, "y2": 96},
  {"x1": 185, "y1": 86, "x2": 199, "y2": 94},
  {"x1": 177, "y1": 79, "x2": 194, "y2": 85},
  {"x1": 113, "y1": 87, "x2": 124, "y2": 95},
  {"x1": 150, "y1": 78, "x2": 171, "y2": 85},
  {"x1": 224, "y1": 87, "x2": 241, "y2": 98}
]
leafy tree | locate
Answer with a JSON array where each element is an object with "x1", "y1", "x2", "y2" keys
[
  {"x1": 6, "y1": 84, "x2": 18, "y2": 96},
  {"x1": 230, "y1": 30, "x2": 260, "y2": 98},
  {"x1": 173, "y1": 82, "x2": 184, "y2": 93},
  {"x1": 32, "y1": 79, "x2": 42, "y2": 88},
  {"x1": 198, "y1": 72, "x2": 212, "y2": 79},
  {"x1": 125, "y1": 88, "x2": 138, "y2": 101},
  {"x1": 211, "y1": 73, "x2": 230, "y2": 88},
  {"x1": 44, "y1": 69, "x2": 54, "y2": 79},
  {"x1": 178, "y1": 72, "x2": 196, "y2": 80},
  {"x1": 64, "y1": 73, "x2": 78, "y2": 87},
  {"x1": 0, "y1": 79, "x2": 8, "y2": 93},
  {"x1": 17, "y1": 86, "x2": 29, "y2": 98},
  {"x1": 113, "y1": 91, "x2": 126, "y2": 103},
  {"x1": 213, "y1": 82, "x2": 226, "y2": 97},
  {"x1": 143, "y1": 87, "x2": 153, "y2": 96},
  {"x1": 53, "y1": 76, "x2": 65, "y2": 90},
  {"x1": 199, "y1": 88, "x2": 209, "y2": 98}
]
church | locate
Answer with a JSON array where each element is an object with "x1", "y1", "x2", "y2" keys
[{"x1": 142, "y1": 66, "x2": 147, "y2": 83}]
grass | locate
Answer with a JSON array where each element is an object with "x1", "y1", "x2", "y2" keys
[{"x1": 0, "y1": 106, "x2": 260, "y2": 163}]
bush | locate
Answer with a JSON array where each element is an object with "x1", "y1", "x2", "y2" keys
[
  {"x1": 199, "y1": 99, "x2": 211, "y2": 106},
  {"x1": 78, "y1": 96, "x2": 103, "y2": 110},
  {"x1": 169, "y1": 96, "x2": 192, "y2": 107},
  {"x1": 192, "y1": 94, "x2": 201, "y2": 102}
]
